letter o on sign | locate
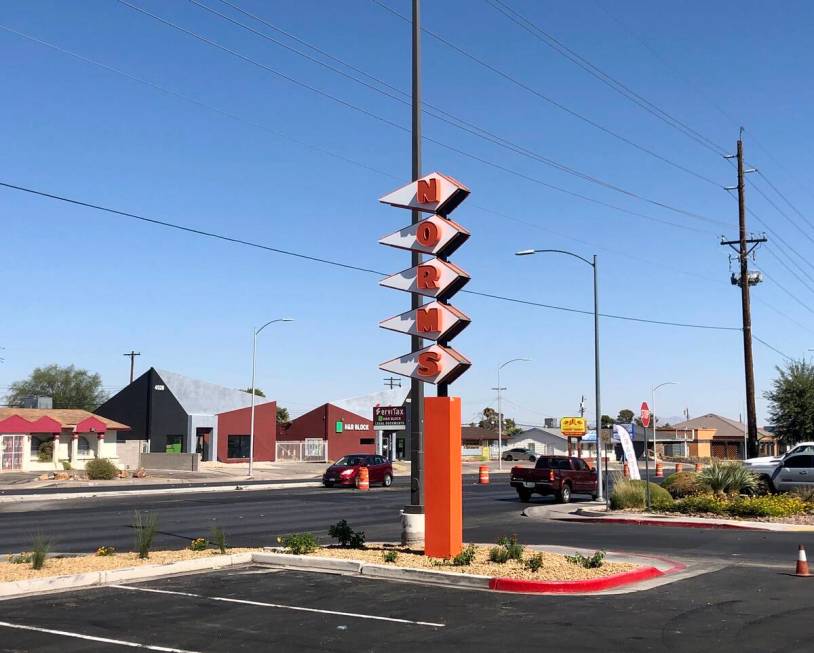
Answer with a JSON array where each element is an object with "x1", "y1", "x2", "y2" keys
[{"x1": 417, "y1": 220, "x2": 440, "y2": 248}]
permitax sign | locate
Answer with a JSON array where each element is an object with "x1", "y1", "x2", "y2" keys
[{"x1": 378, "y1": 172, "x2": 471, "y2": 385}]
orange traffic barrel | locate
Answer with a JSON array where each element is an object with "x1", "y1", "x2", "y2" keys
[
  {"x1": 695, "y1": 463, "x2": 702, "y2": 472},
  {"x1": 357, "y1": 466, "x2": 369, "y2": 491},
  {"x1": 623, "y1": 462, "x2": 630, "y2": 478},
  {"x1": 655, "y1": 463, "x2": 664, "y2": 478},
  {"x1": 479, "y1": 465, "x2": 490, "y2": 484},
  {"x1": 675, "y1": 463, "x2": 683, "y2": 474}
]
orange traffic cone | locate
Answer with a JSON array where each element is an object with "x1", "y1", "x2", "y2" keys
[{"x1": 796, "y1": 545, "x2": 810, "y2": 577}]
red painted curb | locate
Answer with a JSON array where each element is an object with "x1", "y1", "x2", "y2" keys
[
  {"x1": 563, "y1": 516, "x2": 764, "y2": 531},
  {"x1": 488, "y1": 562, "x2": 679, "y2": 594}
]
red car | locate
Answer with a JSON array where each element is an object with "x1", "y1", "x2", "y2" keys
[
  {"x1": 510, "y1": 455, "x2": 598, "y2": 503},
  {"x1": 322, "y1": 454, "x2": 393, "y2": 488}
]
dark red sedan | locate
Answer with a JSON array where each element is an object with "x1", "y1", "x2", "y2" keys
[{"x1": 322, "y1": 454, "x2": 393, "y2": 488}]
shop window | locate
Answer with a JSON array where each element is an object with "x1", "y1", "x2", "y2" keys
[
  {"x1": 165, "y1": 435, "x2": 183, "y2": 454},
  {"x1": 77, "y1": 436, "x2": 91, "y2": 455},
  {"x1": 228, "y1": 435, "x2": 251, "y2": 459},
  {"x1": 359, "y1": 438, "x2": 375, "y2": 445}
]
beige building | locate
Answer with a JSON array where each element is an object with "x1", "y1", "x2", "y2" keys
[
  {"x1": 656, "y1": 413, "x2": 778, "y2": 460},
  {"x1": 0, "y1": 408, "x2": 130, "y2": 473}
]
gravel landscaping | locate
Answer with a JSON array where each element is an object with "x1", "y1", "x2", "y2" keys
[
  {"x1": 0, "y1": 548, "x2": 258, "y2": 583},
  {"x1": 306, "y1": 545, "x2": 637, "y2": 581}
]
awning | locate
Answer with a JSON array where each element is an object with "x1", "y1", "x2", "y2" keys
[{"x1": 74, "y1": 416, "x2": 109, "y2": 433}]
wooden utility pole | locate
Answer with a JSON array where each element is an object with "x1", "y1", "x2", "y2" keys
[
  {"x1": 123, "y1": 350, "x2": 141, "y2": 384},
  {"x1": 722, "y1": 133, "x2": 765, "y2": 458}
]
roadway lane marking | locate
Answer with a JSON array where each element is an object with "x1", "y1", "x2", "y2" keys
[
  {"x1": 0, "y1": 620, "x2": 200, "y2": 652},
  {"x1": 111, "y1": 585, "x2": 446, "y2": 627}
]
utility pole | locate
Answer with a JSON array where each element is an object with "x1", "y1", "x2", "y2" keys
[
  {"x1": 579, "y1": 395, "x2": 585, "y2": 418},
  {"x1": 722, "y1": 132, "x2": 766, "y2": 459},
  {"x1": 384, "y1": 377, "x2": 402, "y2": 390},
  {"x1": 408, "y1": 0, "x2": 424, "y2": 511},
  {"x1": 123, "y1": 350, "x2": 140, "y2": 384}
]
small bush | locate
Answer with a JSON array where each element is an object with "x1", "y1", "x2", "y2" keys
[
  {"x1": 61, "y1": 461, "x2": 71, "y2": 470},
  {"x1": 189, "y1": 537, "x2": 207, "y2": 552},
  {"x1": 95, "y1": 546, "x2": 116, "y2": 557},
  {"x1": 663, "y1": 494, "x2": 726, "y2": 515},
  {"x1": 565, "y1": 550, "x2": 605, "y2": 569},
  {"x1": 452, "y1": 544, "x2": 477, "y2": 566},
  {"x1": 328, "y1": 520, "x2": 366, "y2": 548},
  {"x1": 791, "y1": 486, "x2": 814, "y2": 503},
  {"x1": 525, "y1": 553, "x2": 544, "y2": 572},
  {"x1": 610, "y1": 479, "x2": 672, "y2": 510},
  {"x1": 663, "y1": 493, "x2": 809, "y2": 519},
  {"x1": 86, "y1": 458, "x2": 118, "y2": 481},
  {"x1": 133, "y1": 510, "x2": 158, "y2": 559},
  {"x1": 697, "y1": 462, "x2": 758, "y2": 496},
  {"x1": 497, "y1": 534, "x2": 524, "y2": 561},
  {"x1": 278, "y1": 532, "x2": 317, "y2": 555},
  {"x1": 489, "y1": 546, "x2": 510, "y2": 564},
  {"x1": 662, "y1": 472, "x2": 702, "y2": 498},
  {"x1": 210, "y1": 526, "x2": 227, "y2": 554},
  {"x1": 37, "y1": 440, "x2": 54, "y2": 462},
  {"x1": 8, "y1": 553, "x2": 31, "y2": 565},
  {"x1": 382, "y1": 550, "x2": 399, "y2": 564},
  {"x1": 31, "y1": 534, "x2": 50, "y2": 570}
]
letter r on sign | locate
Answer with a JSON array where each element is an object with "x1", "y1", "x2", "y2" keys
[
  {"x1": 417, "y1": 264, "x2": 440, "y2": 290},
  {"x1": 417, "y1": 351, "x2": 441, "y2": 377},
  {"x1": 417, "y1": 178, "x2": 439, "y2": 204},
  {"x1": 416, "y1": 307, "x2": 441, "y2": 334}
]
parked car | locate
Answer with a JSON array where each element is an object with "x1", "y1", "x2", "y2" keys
[
  {"x1": 322, "y1": 454, "x2": 393, "y2": 488},
  {"x1": 743, "y1": 441, "x2": 814, "y2": 482},
  {"x1": 502, "y1": 447, "x2": 537, "y2": 462},
  {"x1": 510, "y1": 455, "x2": 597, "y2": 503},
  {"x1": 770, "y1": 453, "x2": 814, "y2": 492}
]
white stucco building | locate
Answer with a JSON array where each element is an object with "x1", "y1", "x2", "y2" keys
[{"x1": 508, "y1": 426, "x2": 569, "y2": 456}]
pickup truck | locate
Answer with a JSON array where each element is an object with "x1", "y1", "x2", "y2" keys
[{"x1": 510, "y1": 455, "x2": 598, "y2": 503}]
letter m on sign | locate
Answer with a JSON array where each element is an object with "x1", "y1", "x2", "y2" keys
[
  {"x1": 416, "y1": 307, "x2": 441, "y2": 334},
  {"x1": 417, "y1": 178, "x2": 439, "y2": 204}
]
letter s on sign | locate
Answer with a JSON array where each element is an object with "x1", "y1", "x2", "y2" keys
[{"x1": 417, "y1": 351, "x2": 441, "y2": 378}]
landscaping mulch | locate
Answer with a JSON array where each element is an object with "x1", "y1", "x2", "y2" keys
[{"x1": 307, "y1": 545, "x2": 636, "y2": 581}]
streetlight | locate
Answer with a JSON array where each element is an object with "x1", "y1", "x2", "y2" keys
[
  {"x1": 248, "y1": 318, "x2": 294, "y2": 478},
  {"x1": 516, "y1": 248, "x2": 604, "y2": 501},
  {"x1": 494, "y1": 358, "x2": 531, "y2": 471},
  {"x1": 646, "y1": 381, "x2": 678, "y2": 511}
]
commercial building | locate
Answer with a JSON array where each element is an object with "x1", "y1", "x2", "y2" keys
[
  {"x1": 508, "y1": 427, "x2": 569, "y2": 456},
  {"x1": 0, "y1": 408, "x2": 129, "y2": 472},
  {"x1": 657, "y1": 413, "x2": 779, "y2": 460},
  {"x1": 331, "y1": 387, "x2": 410, "y2": 460},
  {"x1": 461, "y1": 426, "x2": 499, "y2": 459},
  {"x1": 278, "y1": 403, "x2": 375, "y2": 462},
  {"x1": 215, "y1": 401, "x2": 278, "y2": 463},
  {"x1": 95, "y1": 368, "x2": 271, "y2": 463}
]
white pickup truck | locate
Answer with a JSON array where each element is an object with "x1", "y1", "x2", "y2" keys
[{"x1": 742, "y1": 442, "x2": 814, "y2": 485}]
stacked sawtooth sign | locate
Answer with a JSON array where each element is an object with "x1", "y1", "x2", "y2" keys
[{"x1": 378, "y1": 172, "x2": 472, "y2": 385}]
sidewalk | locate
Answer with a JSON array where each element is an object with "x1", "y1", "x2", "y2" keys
[{"x1": 523, "y1": 501, "x2": 814, "y2": 532}]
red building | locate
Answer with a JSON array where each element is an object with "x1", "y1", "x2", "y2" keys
[
  {"x1": 216, "y1": 401, "x2": 277, "y2": 463},
  {"x1": 279, "y1": 403, "x2": 375, "y2": 461}
]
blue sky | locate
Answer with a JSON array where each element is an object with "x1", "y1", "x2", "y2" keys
[{"x1": 2, "y1": 0, "x2": 813, "y2": 426}]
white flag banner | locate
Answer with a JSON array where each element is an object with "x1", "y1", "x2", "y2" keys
[{"x1": 614, "y1": 425, "x2": 640, "y2": 480}]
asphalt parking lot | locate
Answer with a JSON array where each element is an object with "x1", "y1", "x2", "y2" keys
[{"x1": 1, "y1": 563, "x2": 813, "y2": 653}]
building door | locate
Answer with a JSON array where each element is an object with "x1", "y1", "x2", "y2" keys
[
  {"x1": 396, "y1": 437, "x2": 406, "y2": 460},
  {"x1": 196, "y1": 428, "x2": 212, "y2": 462},
  {"x1": 1, "y1": 435, "x2": 25, "y2": 471}
]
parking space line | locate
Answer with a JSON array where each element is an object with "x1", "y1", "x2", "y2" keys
[
  {"x1": 111, "y1": 585, "x2": 445, "y2": 628},
  {"x1": 0, "y1": 620, "x2": 200, "y2": 652}
]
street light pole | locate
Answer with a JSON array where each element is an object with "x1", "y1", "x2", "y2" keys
[
  {"x1": 516, "y1": 248, "x2": 604, "y2": 501},
  {"x1": 495, "y1": 358, "x2": 531, "y2": 471},
  {"x1": 248, "y1": 318, "x2": 293, "y2": 478},
  {"x1": 646, "y1": 381, "x2": 678, "y2": 510}
]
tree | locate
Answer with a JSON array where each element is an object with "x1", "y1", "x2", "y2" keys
[
  {"x1": 478, "y1": 407, "x2": 521, "y2": 436},
  {"x1": 277, "y1": 406, "x2": 290, "y2": 423},
  {"x1": 242, "y1": 387, "x2": 266, "y2": 397},
  {"x1": 765, "y1": 360, "x2": 814, "y2": 445},
  {"x1": 600, "y1": 414, "x2": 614, "y2": 428},
  {"x1": 616, "y1": 409, "x2": 634, "y2": 424},
  {"x1": 5, "y1": 364, "x2": 107, "y2": 410}
]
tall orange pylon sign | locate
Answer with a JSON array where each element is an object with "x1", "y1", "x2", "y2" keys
[{"x1": 379, "y1": 172, "x2": 471, "y2": 558}]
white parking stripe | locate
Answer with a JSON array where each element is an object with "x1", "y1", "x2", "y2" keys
[
  {"x1": 0, "y1": 620, "x2": 200, "y2": 652},
  {"x1": 111, "y1": 585, "x2": 445, "y2": 628}
]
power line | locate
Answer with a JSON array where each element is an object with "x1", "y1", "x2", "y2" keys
[
  {"x1": 0, "y1": 179, "x2": 740, "y2": 332},
  {"x1": 753, "y1": 336, "x2": 793, "y2": 361},
  {"x1": 117, "y1": 0, "x2": 726, "y2": 231}
]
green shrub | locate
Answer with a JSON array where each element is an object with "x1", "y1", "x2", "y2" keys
[
  {"x1": 61, "y1": 461, "x2": 71, "y2": 470},
  {"x1": 662, "y1": 472, "x2": 702, "y2": 498},
  {"x1": 488, "y1": 546, "x2": 510, "y2": 564},
  {"x1": 525, "y1": 552, "x2": 544, "y2": 572},
  {"x1": 663, "y1": 493, "x2": 809, "y2": 519},
  {"x1": 96, "y1": 546, "x2": 116, "y2": 557},
  {"x1": 37, "y1": 440, "x2": 54, "y2": 462},
  {"x1": 133, "y1": 510, "x2": 158, "y2": 559},
  {"x1": 697, "y1": 462, "x2": 758, "y2": 496},
  {"x1": 565, "y1": 550, "x2": 605, "y2": 569},
  {"x1": 610, "y1": 479, "x2": 672, "y2": 510},
  {"x1": 189, "y1": 537, "x2": 207, "y2": 551},
  {"x1": 86, "y1": 458, "x2": 118, "y2": 480},
  {"x1": 210, "y1": 526, "x2": 227, "y2": 554},
  {"x1": 278, "y1": 532, "x2": 317, "y2": 555},
  {"x1": 452, "y1": 544, "x2": 477, "y2": 566},
  {"x1": 8, "y1": 552, "x2": 31, "y2": 564},
  {"x1": 328, "y1": 520, "x2": 366, "y2": 548},
  {"x1": 663, "y1": 494, "x2": 726, "y2": 515},
  {"x1": 791, "y1": 486, "x2": 814, "y2": 503},
  {"x1": 382, "y1": 550, "x2": 398, "y2": 564},
  {"x1": 497, "y1": 534, "x2": 524, "y2": 561},
  {"x1": 31, "y1": 534, "x2": 50, "y2": 570}
]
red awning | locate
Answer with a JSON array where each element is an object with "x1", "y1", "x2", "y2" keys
[
  {"x1": 0, "y1": 415, "x2": 35, "y2": 433},
  {"x1": 74, "y1": 416, "x2": 108, "y2": 433},
  {"x1": 28, "y1": 416, "x2": 63, "y2": 433}
]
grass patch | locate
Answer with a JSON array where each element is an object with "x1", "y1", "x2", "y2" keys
[
  {"x1": 210, "y1": 526, "x2": 227, "y2": 554},
  {"x1": 31, "y1": 534, "x2": 50, "y2": 570},
  {"x1": 133, "y1": 511, "x2": 158, "y2": 560},
  {"x1": 610, "y1": 479, "x2": 672, "y2": 510}
]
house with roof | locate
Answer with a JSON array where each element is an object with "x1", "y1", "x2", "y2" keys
[
  {"x1": 0, "y1": 408, "x2": 129, "y2": 473},
  {"x1": 95, "y1": 368, "x2": 272, "y2": 463},
  {"x1": 508, "y1": 426, "x2": 569, "y2": 457},
  {"x1": 657, "y1": 413, "x2": 779, "y2": 460}
]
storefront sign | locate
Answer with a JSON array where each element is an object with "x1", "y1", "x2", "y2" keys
[
  {"x1": 379, "y1": 301, "x2": 470, "y2": 342},
  {"x1": 379, "y1": 214, "x2": 469, "y2": 257},
  {"x1": 373, "y1": 406, "x2": 407, "y2": 431},
  {"x1": 561, "y1": 416, "x2": 588, "y2": 436}
]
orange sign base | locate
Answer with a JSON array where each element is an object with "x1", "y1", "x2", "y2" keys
[{"x1": 424, "y1": 396, "x2": 463, "y2": 559}]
